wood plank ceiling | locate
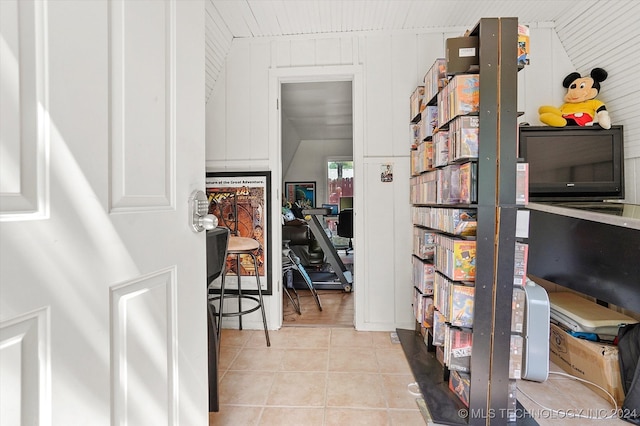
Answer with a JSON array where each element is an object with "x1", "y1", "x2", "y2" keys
[
  {"x1": 206, "y1": 0, "x2": 619, "y2": 97},
  {"x1": 205, "y1": 0, "x2": 640, "y2": 144}
]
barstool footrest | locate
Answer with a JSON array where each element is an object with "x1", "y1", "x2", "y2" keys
[{"x1": 210, "y1": 294, "x2": 263, "y2": 317}]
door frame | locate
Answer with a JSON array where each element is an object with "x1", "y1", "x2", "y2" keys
[{"x1": 268, "y1": 65, "x2": 364, "y2": 329}]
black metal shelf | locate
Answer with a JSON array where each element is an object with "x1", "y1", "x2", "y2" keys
[
  {"x1": 397, "y1": 328, "x2": 539, "y2": 426},
  {"x1": 406, "y1": 17, "x2": 531, "y2": 426}
]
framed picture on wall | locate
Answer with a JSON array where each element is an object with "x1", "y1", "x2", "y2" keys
[
  {"x1": 205, "y1": 171, "x2": 272, "y2": 295},
  {"x1": 284, "y1": 181, "x2": 316, "y2": 209}
]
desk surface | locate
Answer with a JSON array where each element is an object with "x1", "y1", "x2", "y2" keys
[{"x1": 528, "y1": 202, "x2": 640, "y2": 230}]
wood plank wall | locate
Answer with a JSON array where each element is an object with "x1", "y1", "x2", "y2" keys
[{"x1": 206, "y1": 24, "x2": 639, "y2": 330}]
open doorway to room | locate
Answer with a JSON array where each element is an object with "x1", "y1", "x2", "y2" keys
[{"x1": 280, "y1": 81, "x2": 354, "y2": 327}]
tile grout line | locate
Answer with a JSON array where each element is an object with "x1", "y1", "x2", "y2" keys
[{"x1": 322, "y1": 329, "x2": 332, "y2": 426}]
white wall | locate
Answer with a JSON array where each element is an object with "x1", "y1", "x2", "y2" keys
[
  {"x1": 205, "y1": 24, "x2": 639, "y2": 331},
  {"x1": 517, "y1": 22, "x2": 640, "y2": 203},
  {"x1": 281, "y1": 118, "x2": 302, "y2": 181},
  {"x1": 283, "y1": 139, "x2": 352, "y2": 206}
]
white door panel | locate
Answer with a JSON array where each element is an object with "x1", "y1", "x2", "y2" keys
[
  {"x1": 0, "y1": 0, "x2": 48, "y2": 219},
  {"x1": 0, "y1": 1, "x2": 207, "y2": 425}
]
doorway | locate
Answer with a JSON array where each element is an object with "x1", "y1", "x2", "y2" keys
[{"x1": 280, "y1": 80, "x2": 354, "y2": 327}]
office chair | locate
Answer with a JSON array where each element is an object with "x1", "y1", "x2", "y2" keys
[{"x1": 336, "y1": 208, "x2": 353, "y2": 253}]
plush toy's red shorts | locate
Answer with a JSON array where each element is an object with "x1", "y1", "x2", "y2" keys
[{"x1": 562, "y1": 112, "x2": 593, "y2": 126}]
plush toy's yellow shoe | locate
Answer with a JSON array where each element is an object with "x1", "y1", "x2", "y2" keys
[
  {"x1": 539, "y1": 112, "x2": 567, "y2": 127},
  {"x1": 538, "y1": 106, "x2": 566, "y2": 127},
  {"x1": 538, "y1": 106, "x2": 561, "y2": 115}
]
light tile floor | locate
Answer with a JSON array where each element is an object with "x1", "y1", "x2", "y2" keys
[
  {"x1": 209, "y1": 327, "x2": 426, "y2": 426},
  {"x1": 210, "y1": 326, "x2": 631, "y2": 426}
]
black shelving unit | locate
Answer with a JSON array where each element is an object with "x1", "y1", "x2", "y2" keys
[{"x1": 401, "y1": 17, "x2": 534, "y2": 425}]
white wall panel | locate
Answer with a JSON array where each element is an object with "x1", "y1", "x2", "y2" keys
[
  {"x1": 224, "y1": 41, "x2": 252, "y2": 160},
  {"x1": 625, "y1": 158, "x2": 639, "y2": 204},
  {"x1": 341, "y1": 37, "x2": 356, "y2": 65},
  {"x1": 416, "y1": 33, "x2": 446, "y2": 88},
  {"x1": 250, "y1": 40, "x2": 271, "y2": 161},
  {"x1": 0, "y1": 308, "x2": 50, "y2": 426},
  {"x1": 625, "y1": 125, "x2": 640, "y2": 160},
  {"x1": 390, "y1": 158, "x2": 413, "y2": 327},
  {"x1": 110, "y1": 269, "x2": 177, "y2": 426},
  {"x1": 280, "y1": 116, "x2": 301, "y2": 176},
  {"x1": 391, "y1": 34, "x2": 417, "y2": 157},
  {"x1": 554, "y1": 0, "x2": 640, "y2": 174},
  {"x1": 516, "y1": 26, "x2": 575, "y2": 130},
  {"x1": 290, "y1": 39, "x2": 316, "y2": 66},
  {"x1": 206, "y1": 66, "x2": 227, "y2": 163},
  {"x1": 0, "y1": 0, "x2": 49, "y2": 220},
  {"x1": 363, "y1": 35, "x2": 393, "y2": 157},
  {"x1": 316, "y1": 38, "x2": 341, "y2": 65},
  {"x1": 361, "y1": 160, "x2": 397, "y2": 327},
  {"x1": 111, "y1": 0, "x2": 174, "y2": 211},
  {"x1": 274, "y1": 39, "x2": 292, "y2": 68},
  {"x1": 204, "y1": 0, "x2": 233, "y2": 102}
]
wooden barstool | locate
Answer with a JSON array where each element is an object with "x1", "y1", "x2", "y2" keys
[{"x1": 217, "y1": 235, "x2": 270, "y2": 346}]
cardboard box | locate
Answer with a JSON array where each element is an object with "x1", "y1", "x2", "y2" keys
[
  {"x1": 446, "y1": 36, "x2": 479, "y2": 75},
  {"x1": 549, "y1": 323, "x2": 624, "y2": 406}
]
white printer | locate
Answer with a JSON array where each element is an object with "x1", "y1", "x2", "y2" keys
[{"x1": 549, "y1": 291, "x2": 638, "y2": 342}]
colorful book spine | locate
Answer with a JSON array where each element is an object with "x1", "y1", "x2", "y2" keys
[
  {"x1": 437, "y1": 74, "x2": 480, "y2": 126},
  {"x1": 410, "y1": 86, "x2": 425, "y2": 121},
  {"x1": 510, "y1": 334, "x2": 523, "y2": 379},
  {"x1": 516, "y1": 162, "x2": 529, "y2": 205},
  {"x1": 447, "y1": 326, "x2": 473, "y2": 372},
  {"x1": 450, "y1": 115, "x2": 480, "y2": 161},
  {"x1": 423, "y1": 58, "x2": 447, "y2": 103},
  {"x1": 412, "y1": 227, "x2": 438, "y2": 260},
  {"x1": 412, "y1": 256, "x2": 435, "y2": 295},
  {"x1": 449, "y1": 283, "x2": 475, "y2": 328},
  {"x1": 458, "y1": 162, "x2": 478, "y2": 204},
  {"x1": 513, "y1": 241, "x2": 529, "y2": 286},
  {"x1": 433, "y1": 131, "x2": 450, "y2": 168},
  {"x1": 432, "y1": 310, "x2": 447, "y2": 346},
  {"x1": 449, "y1": 370, "x2": 471, "y2": 407},
  {"x1": 511, "y1": 287, "x2": 525, "y2": 333},
  {"x1": 436, "y1": 236, "x2": 477, "y2": 281},
  {"x1": 421, "y1": 105, "x2": 439, "y2": 139},
  {"x1": 517, "y1": 24, "x2": 530, "y2": 67}
]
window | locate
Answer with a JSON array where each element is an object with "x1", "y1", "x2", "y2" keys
[
  {"x1": 327, "y1": 160, "x2": 353, "y2": 205},
  {"x1": 326, "y1": 159, "x2": 353, "y2": 247}
]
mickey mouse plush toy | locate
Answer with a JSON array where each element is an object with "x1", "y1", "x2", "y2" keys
[{"x1": 538, "y1": 67, "x2": 611, "y2": 129}]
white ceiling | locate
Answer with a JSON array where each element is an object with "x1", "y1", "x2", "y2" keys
[
  {"x1": 281, "y1": 81, "x2": 353, "y2": 141},
  {"x1": 207, "y1": 0, "x2": 602, "y2": 39},
  {"x1": 205, "y1": 0, "x2": 632, "y2": 142}
]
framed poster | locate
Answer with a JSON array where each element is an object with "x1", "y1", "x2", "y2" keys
[
  {"x1": 284, "y1": 181, "x2": 316, "y2": 209},
  {"x1": 205, "y1": 171, "x2": 272, "y2": 295}
]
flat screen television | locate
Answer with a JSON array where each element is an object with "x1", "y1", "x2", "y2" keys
[{"x1": 518, "y1": 125, "x2": 624, "y2": 202}]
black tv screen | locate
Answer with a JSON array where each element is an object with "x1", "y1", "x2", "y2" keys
[{"x1": 518, "y1": 125, "x2": 624, "y2": 201}]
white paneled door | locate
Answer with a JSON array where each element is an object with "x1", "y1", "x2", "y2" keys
[{"x1": 0, "y1": 1, "x2": 208, "y2": 425}]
